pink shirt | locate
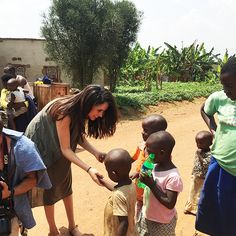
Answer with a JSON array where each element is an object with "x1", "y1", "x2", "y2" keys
[{"x1": 143, "y1": 167, "x2": 183, "y2": 223}]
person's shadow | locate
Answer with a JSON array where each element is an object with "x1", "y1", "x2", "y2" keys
[{"x1": 59, "y1": 226, "x2": 95, "y2": 236}]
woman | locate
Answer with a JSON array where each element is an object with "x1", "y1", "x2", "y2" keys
[{"x1": 25, "y1": 84, "x2": 118, "y2": 236}]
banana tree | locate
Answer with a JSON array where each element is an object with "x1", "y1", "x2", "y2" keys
[{"x1": 161, "y1": 42, "x2": 220, "y2": 82}]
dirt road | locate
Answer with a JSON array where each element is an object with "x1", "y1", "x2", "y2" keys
[{"x1": 29, "y1": 97, "x2": 208, "y2": 236}]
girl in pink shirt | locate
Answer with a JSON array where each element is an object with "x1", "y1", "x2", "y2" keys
[{"x1": 137, "y1": 131, "x2": 183, "y2": 236}]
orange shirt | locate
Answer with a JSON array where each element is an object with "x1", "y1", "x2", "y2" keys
[
  {"x1": 132, "y1": 141, "x2": 147, "y2": 173},
  {"x1": 132, "y1": 141, "x2": 147, "y2": 201}
]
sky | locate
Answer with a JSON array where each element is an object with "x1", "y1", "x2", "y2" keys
[{"x1": 0, "y1": 0, "x2": 235, "y2": 56}]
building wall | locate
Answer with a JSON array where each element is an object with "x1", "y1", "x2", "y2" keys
[
  {"x1": 0, "y1": 38, "x2": 69, "y2": 82},
  {"x1": 0, "y1": 38, "x2": 104, "y2": 88}
]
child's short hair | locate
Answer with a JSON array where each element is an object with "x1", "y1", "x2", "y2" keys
[
  {"x1": 105, "y1": 148, "x2": 131, "y2": 174},
  {"x1": 143, "y1": 114, "x2": 167, "y2": 131},
  {"x1": 195, "y1": 130, "x2": 213, "y2": 147},
  {"x1": 1, "y1": 74, "x2": 14, "y2": 83},
  {"x1": 7, "y1": 78, "x2": 19, "y2": 90},
  {"x1": 221, "y1": 56, "x2": 236, "y2": 77},
  {"x1": 147, "y1": 131, "x2": 175, "y2": 155}
]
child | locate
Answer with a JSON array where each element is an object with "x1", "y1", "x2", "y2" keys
[
  {"x1": 4, "y1": 65, "x2": 35, "y2": 100},
  {"x1": 6, "y1": 78, "x2": 28, "y2": 129},
  {"x1": 196, "y1": 57, "x2": 236, "y2": 235},
  {"x1": 131, "y1": 114, "x2": 167, "y2": 220},
  {"x1": 16, "y1": 76, "x2": 35, "y2": 100},
  {"x1": 137, "y1": 131, "x2": 183, "y2": 236},
  {"x1": 100, "y1": 148, "x2": 138, "y2": 236},
  {"x1": 184, "y1": 130, "x2": 213, "y2": 215}
]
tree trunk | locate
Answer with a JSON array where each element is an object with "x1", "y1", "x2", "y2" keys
[{"x1": 109, "y1": 68, "x2": 118, "y2": 92}]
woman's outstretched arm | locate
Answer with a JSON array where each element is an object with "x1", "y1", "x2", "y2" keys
[
  {"x1": 56, "y1": 116, "x2": 103, "y2": 185},
  {"x1": 79, "y1": 136, "x2": 106, "y2": 162}
]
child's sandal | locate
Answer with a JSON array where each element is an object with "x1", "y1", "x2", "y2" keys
[{"x1": 69, "y1": 225, "x2": 82, "y2": 236}]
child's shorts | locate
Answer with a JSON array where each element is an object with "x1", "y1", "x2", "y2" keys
[{"x1": 137, "y1": 211, "x2": 177, "y2": 236}]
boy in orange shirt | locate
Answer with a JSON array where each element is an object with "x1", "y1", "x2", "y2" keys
[{"x1": 130, "y1": 114, "x2": 167, "y2": 221}]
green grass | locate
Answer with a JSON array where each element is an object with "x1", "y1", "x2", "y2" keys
[{"x1": 114, "y1": 82, "x2": 222, "y2": 110}]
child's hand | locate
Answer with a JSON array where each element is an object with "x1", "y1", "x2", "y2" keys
[
  {"x1": 7, "y1": 101, "x2": 14, "y2": 108},
  {"x1": 130, "y1": 172, "x2": 139, "y2": 180},
  {"x1": 196, "y1": 149, "x2": 203, "y2": 156},
  {"x1": 98, "y1": 177, "x2": 115, "y2": 191},
  {"x1": 139, "y1": 171, "x2": 155, "y2": 188},
  {"x1": 10, "y1": 93, "x2": 16, "y2": 102}
]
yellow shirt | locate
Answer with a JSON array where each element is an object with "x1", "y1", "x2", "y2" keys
[
  {"x1": 0, "y1": 88, "x2": 28, "y2": 109},
  {"x1": 104, "y1": 183, "x2": 137, "y2": 236}
]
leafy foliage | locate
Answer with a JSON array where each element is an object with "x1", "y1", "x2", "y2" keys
[
  {"x1": 41, "y1": 0, "x2": 141, "y2": 88},
  {"x1": 114, "y1": 82, "x2": 222, "y2": 110},
  {"x1": 119, "y1": 43, "x2": 160, "y2": 90},
  {"x1": 119, "y1": 42, "x2": 221, "y2": 91},
  {"x1": 161, "y1": 42, "x2": 220, "y2": 82},
  {"x1": 105, "y1": 1, "x2": 141, "y2": 92}
]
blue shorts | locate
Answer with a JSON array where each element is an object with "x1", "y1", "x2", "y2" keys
[{"x1": 196, "y1": 157, "x2": 236, "y2": 236}]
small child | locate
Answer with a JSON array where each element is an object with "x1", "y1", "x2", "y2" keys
[
  {"x1": 184, "y1": 130, "x2": 213, "y2": 215},
  {"x1": 16, "y1": 76, "x2": 35, "y2": 100},
  {"x1": 137, "y1": 131, "x2": 183, "y2": 236},
  {"x1": 131, "y1": 114, "x2": 167, "y2": 220},
  {"x1": 100, "y1": 148, "x2": 138, "y2": 236},
  {"x1": 6, "y1": 78, "x2": 28, "y2": 129}
]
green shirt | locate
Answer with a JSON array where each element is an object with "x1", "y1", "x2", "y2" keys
[{"x1": 204, "y1": 90, "x2": 236, "y2": 176}]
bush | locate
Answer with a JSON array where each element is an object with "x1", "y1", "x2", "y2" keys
[{"x1": 114, "y1": 82, "x2": 222, "y2": 110}]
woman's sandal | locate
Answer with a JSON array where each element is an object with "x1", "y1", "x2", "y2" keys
[{"x1": 69, "y1": 225, "x2": 83, "y2": 236}]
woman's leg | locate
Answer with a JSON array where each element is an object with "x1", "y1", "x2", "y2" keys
[
  {"x1": 63, "y1": 194, "x2": 82, "y2": 236},
  {"x1": 44, "y1": 204, "x2": 60, "y2": 235}
]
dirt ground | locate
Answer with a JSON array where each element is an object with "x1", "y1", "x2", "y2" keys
[{"x1": 29, "y1": 97, "x2": 208, "y2": 236}]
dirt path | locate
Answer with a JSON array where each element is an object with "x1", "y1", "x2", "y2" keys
[{"x1": 29, "y1": 97, "x2": 208, "y2": 236}]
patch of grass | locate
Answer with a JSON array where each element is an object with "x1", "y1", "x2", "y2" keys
[{"x1": 114, "y1": 82, "x2": 222, "y2": 110}]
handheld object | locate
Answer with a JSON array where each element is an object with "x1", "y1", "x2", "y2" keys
[{"x1": 138, "y1": 153, "x2": 155, "y2": 188}]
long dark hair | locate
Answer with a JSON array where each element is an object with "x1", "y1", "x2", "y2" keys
[{"x1": 49, "y1": 84, "x2": 118, "y2": 145}]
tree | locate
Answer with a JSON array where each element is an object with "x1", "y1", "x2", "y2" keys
[
  {"x1": 120, "y1": 43, "x2": 161, "y2": 91},
  {"x1": 160, "y1": 42, "x2": 220, "y2": 82},
  {"x1": 105, "y1": 1, "x2": 141, "y2": 91},
  {"x1": 41, "y1": 0, "x2": 141, "y2": 89}
]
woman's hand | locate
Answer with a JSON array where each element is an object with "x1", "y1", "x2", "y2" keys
[
  {"x1": 79, "y1": 137, "x2": 106, "y2": 163},
  {"x1": 87, "y1": 168, "x2": 104, "y2": 186},
  {"x1": 95, "y1": 152, "x2": 106, "y2": 163}
]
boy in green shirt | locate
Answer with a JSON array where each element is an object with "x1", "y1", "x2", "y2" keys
[{"x1": 196, "y1": 56, "x2": 236, "y2": 236}]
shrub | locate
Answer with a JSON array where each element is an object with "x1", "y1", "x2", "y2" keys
[{"x1": 114, "y1": 82, "x2": 222, "y2": 110}]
